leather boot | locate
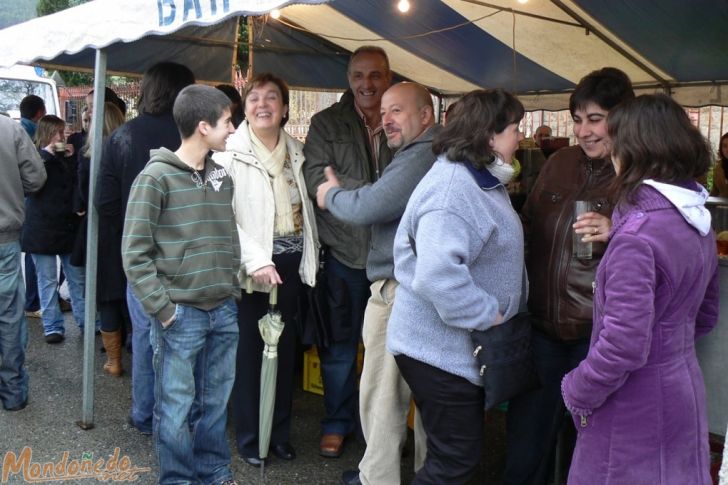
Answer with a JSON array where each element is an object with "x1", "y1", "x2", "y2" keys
[{"x1": 100, "y1": 330, "x2": 123, "y2": 377}]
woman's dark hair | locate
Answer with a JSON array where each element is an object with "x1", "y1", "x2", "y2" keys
[
  {"x1": 569, "y1": 67, "x2": 635, "y2": 115},
  {"x1": 242, "y1": 73, "x2": 290, "y2": 127},
  {"x1": 719, "y1": 132, "x2": 728, "y2": 176},
  {"x1": 138, "y1": 62, "x2": 195, "y2": 115},
  {"x1": 215, "y1": 84, "x2": 244, "y2": 128},
  {"x1": 607, "y1": 94, "x2": 712, "y2": 203},
  {"x1": 432, "y1": 89, "x2": 524, "y2": 169}
]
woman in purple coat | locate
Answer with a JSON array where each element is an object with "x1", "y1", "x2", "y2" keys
[{"x1": 561, "y1": 94, "x2": 719, "y2": 485}]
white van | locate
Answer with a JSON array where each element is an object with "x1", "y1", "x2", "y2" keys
[{"x1": 0, "y1": 64, "x2": 61, "y2": 120}]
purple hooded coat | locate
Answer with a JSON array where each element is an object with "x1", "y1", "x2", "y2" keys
[{"x1": 562, "y1": 184, "x2": 719, "y2": 485}]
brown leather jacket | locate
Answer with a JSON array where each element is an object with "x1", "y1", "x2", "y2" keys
[{"x1": 522, "y1": 146, "x2": 615, "y2": 340}]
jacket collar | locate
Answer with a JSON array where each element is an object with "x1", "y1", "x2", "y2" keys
[
  {"x1": 225, "y1": 120, "x2": 304, "y2": 169},
  {"x1": 610, "y1": 184, "x2": 682, "y2": 236},
  {"x1": 463, "y1": 160, "x2": 501, "y2": 190}
]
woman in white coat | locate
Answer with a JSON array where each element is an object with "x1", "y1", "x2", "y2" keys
[{"x1": 213, "y1": 73, "x2": 318, "y2": 466}]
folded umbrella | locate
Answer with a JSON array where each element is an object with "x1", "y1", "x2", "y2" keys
[{"x1": 256, "y1": 284, "x2": 283, "y2": 479}]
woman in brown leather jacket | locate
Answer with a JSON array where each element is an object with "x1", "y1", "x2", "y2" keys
[{"x1": 503, "y1": 68, "x2": 635, "y2": 485}]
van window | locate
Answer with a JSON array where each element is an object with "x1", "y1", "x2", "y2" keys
[{"x1": 0, "y1": 78, "x2": 58, "y2": 118}]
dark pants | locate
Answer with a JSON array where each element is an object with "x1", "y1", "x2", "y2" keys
[
  {"x1": 318, "y1": 252, "x2": 370, "y2": 436},
  {"x1": 396, "y1": 354, "x2": 484, "y2": 485},
  {"x1": 503, "y1": 329, "x2": 589, "y2": 485},
  {"x1": 24, "y1": 253, "x2": 39, "y2": 311},
  {"x1": 231, "y1": 251, "x2": 303, "y2": 458},
  {"x1": 99, "y1": 298, "x2": 130, "y2": 333}
]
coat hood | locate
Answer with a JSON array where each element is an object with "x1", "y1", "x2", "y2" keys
[
  {"x1": 148, "y1": 147, "x2": 193, "y2": 171},
  {"x1": 642, "y1": 179, "x2": 711, "y2": 236}
]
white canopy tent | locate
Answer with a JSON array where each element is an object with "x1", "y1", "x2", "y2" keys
[
  {"x1": 1, "y1": 0, "x2": 727, "y2": 427},
  {"x1": 0, "y1": 0, "x2": 329, "y2": 429}
]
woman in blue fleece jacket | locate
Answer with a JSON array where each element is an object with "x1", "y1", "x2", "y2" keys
[{"x1": 387, "y1": 89, "x2": 527, "y2": 484}]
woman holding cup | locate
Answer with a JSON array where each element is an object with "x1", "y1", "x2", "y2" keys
[
  {"x1": 22, "y1": 115, "x2": 89, "y2": 343},
  {"x1": 562, "y1": 94, "x2": 717, "y2": 484},
  {"x1": 504, "y1": 68, "x2": 635, "y2": 484}
]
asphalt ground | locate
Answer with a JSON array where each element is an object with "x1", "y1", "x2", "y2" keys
[{"x1": 0, "y1": 311, "x2": 508, "y2": 484}]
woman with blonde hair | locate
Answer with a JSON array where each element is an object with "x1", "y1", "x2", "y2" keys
[
  {"x1": 23, "y1": 115, "x2": 87, "y2": 343},
  {"x1": 74, "y1": 101, "x2": 127, "y2": 375}
]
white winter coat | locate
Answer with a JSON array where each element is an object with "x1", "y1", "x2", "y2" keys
[{"x1": 213, "y1": 121, "x2": 319, "y2": 292}]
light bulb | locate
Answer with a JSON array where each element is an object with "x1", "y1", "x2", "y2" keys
[
  {"x1": 270, "y1": 9, "x2": 281, "y2": 19},
  {"x1": 517, "y1": 0, "x2": 528, "y2": 4},
  {"x1": 397, "y1": 0, "x2": 410, "y2": 13}
]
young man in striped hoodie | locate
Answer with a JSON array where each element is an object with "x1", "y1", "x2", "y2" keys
[{"x1": 122, "y1": 84, "x2": 240, "y2": 485}]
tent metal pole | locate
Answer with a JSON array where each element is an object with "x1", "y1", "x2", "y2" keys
[{"x1": 78, "y1": 48, "x2": 107, "y2": 430}]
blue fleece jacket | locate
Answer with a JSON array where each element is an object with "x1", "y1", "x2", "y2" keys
[{"x1": 386, "y1": 157, "x2": 527, "y2": 385}]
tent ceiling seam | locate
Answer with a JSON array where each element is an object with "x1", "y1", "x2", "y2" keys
[{"x1": 551, "y1": 0, "x2": 668, "y2": 86}]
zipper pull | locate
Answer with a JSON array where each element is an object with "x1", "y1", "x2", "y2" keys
[
  {"x1": 580, "y1": 415, "x2": 588, "y2": 427},
  {"x1": 479, "y1": 364, "x2": 487, "y2": 376},
  {"x1": 473, "y1": 345, "x2": 482, "y2": 357},
  {"x1": 592, "y1": 281, "x2": 596, "y2": 294}
]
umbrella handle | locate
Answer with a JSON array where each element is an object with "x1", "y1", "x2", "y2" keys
[{"x1": 269, "y1": 285, "x2": 278, "y2": 306}]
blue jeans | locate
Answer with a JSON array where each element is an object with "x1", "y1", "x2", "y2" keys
[
  {"x1": 151, "y1": 298, "x2": 239, "y2": 485},
  {"x1": 318, "y1": 253, "x2": 370, "y2": 435},
  {"x1": 503, "y1": 329, "x2": 589, "y2": 485},
  {"x1": 23, "y1": 253, "x2": 39, "y2": 311},
  {"x1": 32, "y1": 254, "x2": 86, "y2": 336},
  {"x1": 127, "y1": 285, "x2": 155, "y2": 434},
  {"x1": 0, "y1": 241, "x2": 29, "y2": 409}
]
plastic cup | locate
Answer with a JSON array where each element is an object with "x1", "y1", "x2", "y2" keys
[{"x1": 573, "y1": 200, "x2": 592, "y2": 259}]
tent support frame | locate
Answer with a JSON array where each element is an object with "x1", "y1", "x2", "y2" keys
[{"x1": 77, "y1": 48, "x2": 107, "y2": 430}]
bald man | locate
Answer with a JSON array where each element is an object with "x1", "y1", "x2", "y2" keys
[
  {"x1": 533, "y1": 124, "x2": 552, "y2": 147},
  {"x1": 317, "y1": 82, "x2": 439, "y2": 485}
]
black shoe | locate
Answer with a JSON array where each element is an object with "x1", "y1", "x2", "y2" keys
[
  {"x1": 45, "y1": 333, "x2": 64, "y2": 344},
  {"x1": 271, "y1": 443, "x2": 296, "y2": 460},
  {"x1": 241, "y1": 456, "x2": 266, "y2": 468},
  {"x1": 59, "y1": 298, "x2": 72, "y2": 313},
  {"x1": 341, "y1": 470, "x2": 361, "y2": 485},
  {"x1": 4, "y1": 399, "x2": 28, "y2": 412}
]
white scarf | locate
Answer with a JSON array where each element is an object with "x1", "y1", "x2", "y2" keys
[
  {"x1": 488, "y1": 157, "x2": 516, "y2": 185},
  {"x1": 249, "y1": 126, "x2": 295, "y2": 236}
]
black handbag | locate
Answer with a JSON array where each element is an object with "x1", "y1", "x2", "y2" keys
[
  {"x1": 471, "y1": 312, "x2": 540, "y2": 411},
  {"x1": 297, "y1": 247, "x2": 332, "y2": 349}
]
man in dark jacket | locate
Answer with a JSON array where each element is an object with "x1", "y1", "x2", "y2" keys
[
  {"x1": 0, "y1": 114, "x2": 46, "y2": 411},
  {"x1": 19, "y1": 94, "x2": 46, "y2": 318},
  {"x1": 303, "y1": 46, "x2": 393, "y2": 458},
  {"x1": 95, "y1": 62, "x2": 195, "y2": 434}
]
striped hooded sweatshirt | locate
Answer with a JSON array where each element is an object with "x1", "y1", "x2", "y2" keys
[{"x1": 122, "y1": 147, "x2": 241, "y2": 324}]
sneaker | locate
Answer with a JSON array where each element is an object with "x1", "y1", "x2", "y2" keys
[
  {"x1": 25, "y1": 309, "x2": 42, "y2": 319},
  {"x1": 45, "y1": 333, "x2": 64, "y2": 344}
]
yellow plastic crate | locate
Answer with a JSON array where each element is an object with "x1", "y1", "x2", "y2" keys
[{"x1": 303, "y1": 344, "x2": 364, "y2": 396}]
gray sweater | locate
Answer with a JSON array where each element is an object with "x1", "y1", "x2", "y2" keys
[
  {"x1": 387, "y1": 157, "x2": 527, "y2": 385},
  {"x1": 0, "y1": 116, "x2": 46, "y2": 243},
  {"x1": 325, "y1": 125, "x2": 440, "y2": 281}
]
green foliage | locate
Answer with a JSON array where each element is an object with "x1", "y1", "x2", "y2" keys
[
  {"x1": 36, "y1": 0, "x2": 70, "y2": 16},
  {"x1": 237, "y1": 17, "x2": 248, "y2": 71}
]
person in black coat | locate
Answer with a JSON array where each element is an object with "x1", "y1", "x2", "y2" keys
[
  {"x1": 73, "y1": 102, "x2": 127, "y2": 376},
  {"x1": 22, "y1": 115, "x2": 88, "y2": 344}
]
